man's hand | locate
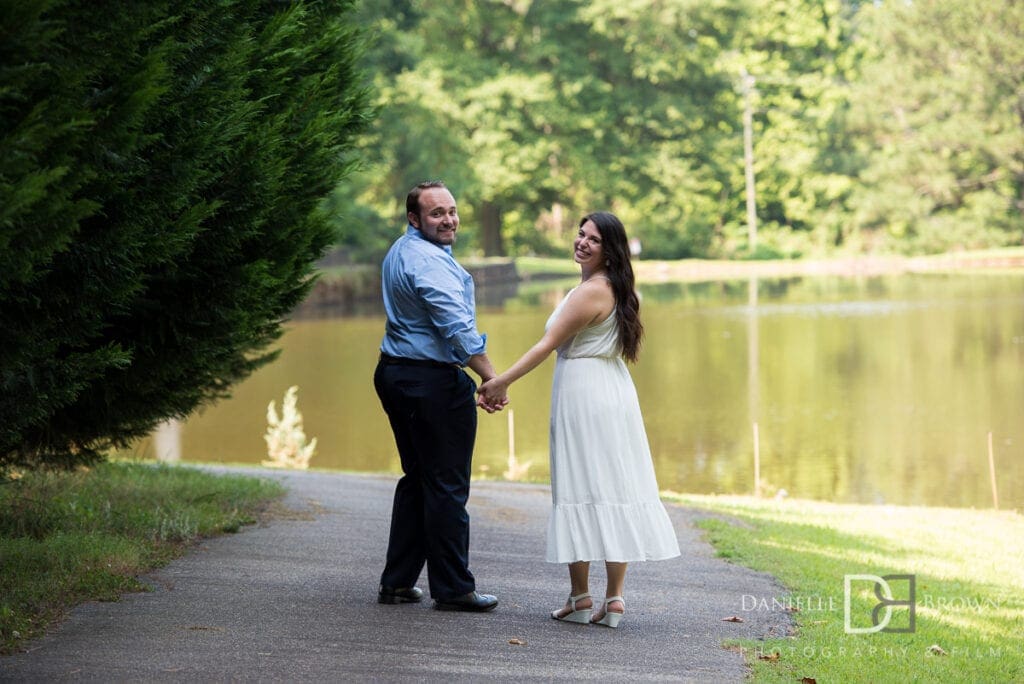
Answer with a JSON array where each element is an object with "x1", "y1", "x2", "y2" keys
[{"x1": 476, "y1": 378, "x2": 509, "y2": 413}]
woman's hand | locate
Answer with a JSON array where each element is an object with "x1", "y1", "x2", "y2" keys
[{"x1": 477, "y1": 377, "x2": 510, "y2": 413}]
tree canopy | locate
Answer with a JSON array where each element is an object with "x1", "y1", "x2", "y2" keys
[{"x1": 335, "y1": 0, "x2": 1022, "y2": 260}]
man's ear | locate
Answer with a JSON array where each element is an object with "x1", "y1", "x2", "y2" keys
[{"x1": 408, "y1": 212, "x2": 420, "y2": 228}]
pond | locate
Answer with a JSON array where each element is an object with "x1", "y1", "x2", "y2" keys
[{"x1": 141, "y1": 271, "x2": 1024, "y2": 510}]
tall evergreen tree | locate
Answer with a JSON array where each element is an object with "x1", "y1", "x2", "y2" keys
[{"x1": 0, "y1": 0, "x2": 371, "y2": 471}]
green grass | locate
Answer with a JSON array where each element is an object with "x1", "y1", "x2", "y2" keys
[
  {"x1": 671, "y1": 494, "x2": 1024, "y2": 683},
  {"x1": 914, "y1": 246, "x2": 1024, "y2": 259},
  {"x1": 0, "y1": 461, "x2": 283, "y2": 654}
]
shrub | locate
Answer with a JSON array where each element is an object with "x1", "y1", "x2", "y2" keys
[{"x1": 0, "y1": 0, "x2": 371, "y2": 471}]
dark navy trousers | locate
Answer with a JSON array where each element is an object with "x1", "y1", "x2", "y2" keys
[{"x1": 373, "y1": 360, "x2": 477, "y2": 600}]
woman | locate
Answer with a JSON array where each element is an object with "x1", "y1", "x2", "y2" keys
[{"x1": 478, "y1": 212, "x2": 680, "y2": 628}]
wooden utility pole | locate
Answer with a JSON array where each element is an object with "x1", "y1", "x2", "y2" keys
[{"x1": 741, "y1": 68, "x2": 758, "y2": 252}]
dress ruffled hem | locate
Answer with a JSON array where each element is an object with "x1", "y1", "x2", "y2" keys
[{"x1": 545, "y1": 501, "x2": 681, "y2": 563}]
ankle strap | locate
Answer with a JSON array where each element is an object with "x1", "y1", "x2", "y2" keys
[
  {"x1": 568, "y1": 592, "x2": 590, "y2": 609},
  {"x1": 604, "y1": 595, "x2": 624, "y2": 605}
]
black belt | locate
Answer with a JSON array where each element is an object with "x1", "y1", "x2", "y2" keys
[{"x1": 379, "y1": 352, "x2": 460, "y2": 370}]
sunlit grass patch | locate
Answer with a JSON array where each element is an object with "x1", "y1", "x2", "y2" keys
[{"x1": 670, "y1": 494, "x2": 1024, "y2": 683}]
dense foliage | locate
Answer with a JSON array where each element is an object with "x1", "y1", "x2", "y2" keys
[
  {"x1": 845, "y1": 1, "x2": 1024, "y2": 253},
  {"x1": 0, "y1": 0, "x2": 370, "y2": 471},
  {"x1": 335, "y1": 0, "x2": 1022, "y2": 260}
]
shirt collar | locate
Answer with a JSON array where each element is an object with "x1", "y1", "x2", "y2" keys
[{"x1": 406, "y1": 224, "x2": 453, "y2": 254}]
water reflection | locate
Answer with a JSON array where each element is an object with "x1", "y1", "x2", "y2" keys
[{"x1": 135, "y1": 273, "x2": 1024, "y2": 510}]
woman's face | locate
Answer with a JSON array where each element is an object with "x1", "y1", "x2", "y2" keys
[{"x1": 573, "y1": 220, "x2": 604, "y2": 270}]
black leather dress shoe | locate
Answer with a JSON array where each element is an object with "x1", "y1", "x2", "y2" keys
[
  {"x1": 433, "y1": 591, "x2": 499, "y2": 612},
  {"x1": 378, "y1": 585, "x2": 424, "y2": 604}
]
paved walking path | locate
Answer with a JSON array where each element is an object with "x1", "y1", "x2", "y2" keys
[{"x1": 1, "y1": 469, "x2": 791, "y2": 682}]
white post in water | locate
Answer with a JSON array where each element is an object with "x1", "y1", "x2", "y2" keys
[
  {"x1": 508, "y1": 409, "x2": 516, "y2": 463},
  {"x1": 987, "y1": 431, "x2": 999, "y2": 510},
  {"x1": 753, "y1": 421, "x2": 761, "y2": 497},
  {"x1": 153, "y1": 418, "x2": 181, "y2": 463},
  {"x1": 741, "y1": 67, "x2": 758, "y2": 252}
]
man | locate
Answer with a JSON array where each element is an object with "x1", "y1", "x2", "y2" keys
[{"x1": 373, "y1": 180, "x2": 505, "y2": 612}]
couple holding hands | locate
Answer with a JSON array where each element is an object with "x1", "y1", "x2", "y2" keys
[{"x1": 373, "y1": 181, "x2": 679, "y2": 628}]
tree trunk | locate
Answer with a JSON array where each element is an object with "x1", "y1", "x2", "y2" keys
[{"x1": 478, "y1": 200, "x2": 505, "y2": 256}]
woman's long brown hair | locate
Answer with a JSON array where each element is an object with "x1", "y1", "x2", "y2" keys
[{"x1": 582, "y1": 212, "x2": 643, "y2": 362}]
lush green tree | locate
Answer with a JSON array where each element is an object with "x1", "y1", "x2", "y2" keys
[
  {"x1": 561, "y1": 0, "x2": 745, "y2": 258},
  {"x1": 321, "y1": 0, "x2": 472, "y2": 261},
  {"x1": 724, "y1": 0, "x2": 862, "y2": 257},
  {"x1": 342, "y1": 0, "x2": 568, "y2": 258},
  {"x1": 845, "y1": 0, "x2": 1024, "y2": 253},
  {"x1": 334, "y1": 0, "x2": 1020, "y2": 261},
  {"x1": 345, "y1": 0, "x2": 747, "y2": 258},
  {"x1": 339, "y1": 0, "x2": 859, "y2": 259},
  {"x1": 0, "y1": 0, "x2": 371, "y2": 471}
]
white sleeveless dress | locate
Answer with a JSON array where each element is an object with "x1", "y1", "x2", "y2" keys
[{"x1": 545, "y1": 287, "x2": 681, "y2": 563}]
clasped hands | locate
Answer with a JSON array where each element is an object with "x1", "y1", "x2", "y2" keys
[{"x1": 476, "y1": 377, "x2": 509, "y2": 413}]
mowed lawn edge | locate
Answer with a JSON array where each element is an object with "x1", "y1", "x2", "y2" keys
[
  {"x1": 0, "y1": 461, "x2": 285, "y2": 655},
  {"x1": 667, "y1": 493, "x2": 1024, "y2": 683}
]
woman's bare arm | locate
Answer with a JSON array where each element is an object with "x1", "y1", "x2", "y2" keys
[{"x1": 478, "y1": 281, "x2": 613, "y2": 403}]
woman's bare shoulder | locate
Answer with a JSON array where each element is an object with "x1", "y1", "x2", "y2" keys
[
  {"x1": 577, "y1": 275, "x2": 613, "y2": 298},
  {"x1": 572, "y1": 276, "x2": 615, "y2": 319}
]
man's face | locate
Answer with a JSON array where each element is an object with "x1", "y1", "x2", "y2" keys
[{"x1": 410, "y1": 187, "x2": 459, "y2": 246}]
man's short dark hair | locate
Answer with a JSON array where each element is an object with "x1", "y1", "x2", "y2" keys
[{"x1": 406, "y1": 180, "x2": 448, "y2": 215}]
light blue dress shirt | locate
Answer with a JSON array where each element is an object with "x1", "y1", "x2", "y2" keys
[{"x1": 379, "y1": 225, "x2": 487, "y2": 365}]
